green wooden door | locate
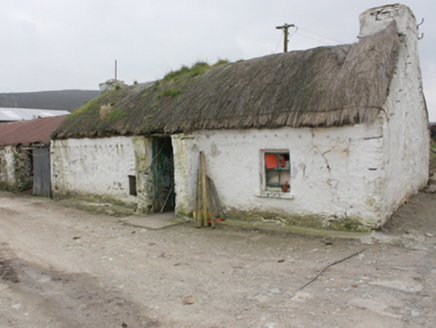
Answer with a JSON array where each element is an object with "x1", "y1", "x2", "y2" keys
[{"x1": 152, "y1": 137, "x2": 175, "y2": 212}]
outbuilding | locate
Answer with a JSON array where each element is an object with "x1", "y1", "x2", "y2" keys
[{"x1": 0, "y1": 115, "x2": 68, "y2": 196}]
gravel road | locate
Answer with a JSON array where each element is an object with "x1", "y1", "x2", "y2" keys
[{"x1": 0, "y1": 191, "x2": 435, "y2": 327}]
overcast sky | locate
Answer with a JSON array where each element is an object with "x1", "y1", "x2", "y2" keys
[{"x1": 1, "y1": 1, "x2": 435, "y2": 120}]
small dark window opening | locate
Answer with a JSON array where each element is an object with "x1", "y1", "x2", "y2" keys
[
  {"x1": 265, "y1": 152, "x2": 291, "y2": 192},
  {"x1": 128, "y1": 175, "x2": 137, "y2": 196}
]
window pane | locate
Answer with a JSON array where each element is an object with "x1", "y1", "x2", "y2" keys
[
  {"x1": 264, "y1": 151, "x2": 291, "y2": 192},
  {"x1": 267, "y1": 171, "x2": 281, "y2": 185}
]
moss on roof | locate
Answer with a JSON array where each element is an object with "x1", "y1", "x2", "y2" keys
[{"x1": 52, "y1": 22, "x2": 400, "y2": 140}]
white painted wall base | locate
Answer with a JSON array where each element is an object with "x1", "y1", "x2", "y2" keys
[{"x1": 51, "y1": 136, "x2": 152, "y2": 210}]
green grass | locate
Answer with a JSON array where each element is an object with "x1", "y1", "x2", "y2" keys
[
  {"x1": 163, "y1": 65, "x2": 191, "y2": 82},
  {"x1": 153, "y1": 81, "x2": 160, "y2": 91},
  {"x1": 55, "y1": 58, "x2": 233, "y2": 137},
  {"x1": 156, "y1": 88, "x2": 183, "y2": 99},
  {"x1": 163, "y1": 59, "x2": 229, "y2": 82},
  {"x1": 429, "y1": 137, "x2": 436, "y2": 170},
  {"x1": 212, "y1": 58, "x2": 230, "y2": 67},
  {"x1": 107, "y1": 109, "x2": 127, "y2": 123}
]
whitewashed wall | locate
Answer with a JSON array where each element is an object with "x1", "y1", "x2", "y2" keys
[
  {"x1": 0, "y1": 146, "x2": 18, "y2": 188},
  {"x1": 360, "y1": 4, "x2": 429, "y2": 219},
  {"x1": 174, "y1": 121, "x2": 390, "y2": 230},
  {"x1": 172, "y1": 134, "x2": 196, "y2": 217},
  {"x1": 51, "y1": 136, "x2": 152, "y2": 209},
  {"x1": 172, "y1": 5, "x2": 429, "y2": 230}
]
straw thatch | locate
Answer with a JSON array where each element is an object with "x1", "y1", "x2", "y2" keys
[{"x1": 52, "y1": 22, "x2": 400, "y2": 140}]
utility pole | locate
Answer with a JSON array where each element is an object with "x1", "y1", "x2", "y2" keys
[{"x1": 276, "y1": 23, "x2": 296, "y2": 53}]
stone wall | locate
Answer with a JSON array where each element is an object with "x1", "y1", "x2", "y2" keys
[{"x1": 0, "y1": 145, "x2": 33, "y2": 191}]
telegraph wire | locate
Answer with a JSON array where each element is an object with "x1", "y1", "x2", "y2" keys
[
  {"x1": 293, "y1": 33, "x2": 331, "y2": 46},
  {"x1": 274, "y1": 32, "x2": 283, "y2": 53},
  {"x1": 273, "y1": 24, "x2": 346, "y2": 52},
  {"x1": 297, "y1": 27, "x2": 344, "y2": 44}
]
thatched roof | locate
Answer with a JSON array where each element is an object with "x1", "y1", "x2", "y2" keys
[{"x1": 52, "y1": 22, "x2": 400, "y2": 139}]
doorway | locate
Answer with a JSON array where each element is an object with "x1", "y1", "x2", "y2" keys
[
  {"x1": 33, "y1": 147, "x2": 51, "y2": 198},
  {"x1": 152, "y1": 137, "x2": 175, "y2": 212}
]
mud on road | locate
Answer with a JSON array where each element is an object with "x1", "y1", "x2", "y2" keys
[{"x1": 0, "y1": 191, "x2": 435, "y2": 327}]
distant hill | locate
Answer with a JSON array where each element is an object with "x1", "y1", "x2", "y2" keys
[{"x1": 0, "y1": 90, "x2": 101, "y2": 113}]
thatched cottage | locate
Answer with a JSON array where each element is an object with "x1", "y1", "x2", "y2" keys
[
  {"x1": 51, "y1": 4, "x2": 429, "y2": 231},
  {"x1": 0, "y1": 115, "x2": 67, "y2": 196}
]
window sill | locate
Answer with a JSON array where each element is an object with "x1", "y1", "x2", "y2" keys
[{"x1": 255, "y1": 191, "x2": 295, "y2": 200}]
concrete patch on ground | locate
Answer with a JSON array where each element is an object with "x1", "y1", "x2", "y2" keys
[
  {"x1": 369, "y1": 279, "x2": 423, "y2": 294},
  {"x1": 360, "y1": 231, "x2": 400, "y2": 245},
  {"x1": 401, "y1": 240, "x2": 429, "y2": 251},
  {"x1": 290, "y1": 292, "x2": 313, "y2": 303},
  {"x1": 120, "y1": 212, "x2": 182, "y2": 230},
  {"x1": 347, "y1": 298, "x2": 402, "y2": 320}
]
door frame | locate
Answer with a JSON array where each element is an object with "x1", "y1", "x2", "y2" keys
[{"x1": 151, "y1": 136, "x2": 175, "y2": 212}]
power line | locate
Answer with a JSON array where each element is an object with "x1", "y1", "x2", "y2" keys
[
  {"x1": 272, "y1": 24, "x2": 436, "y2": 87},
  {"x1": 274, "y1": 31, "x2": 283, "y2": 53},
  {"x1": 298, "y1": 27, "x2": 344, "y2": 44},
  {"x1": 273, "y1": 25, "x2": 346, "y2": 50},
  {"x1": 293, "y1": 33, "x2": 331, "y2": 46}
]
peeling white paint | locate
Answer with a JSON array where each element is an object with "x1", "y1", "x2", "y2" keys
[
  {"x1": 175, "y1": 122, "x2": 393, "y2": 228},
  {"x1": 368, "y1": 4, "x2": 430, "y2": 217},
  {"x1": 51, "y1": 136, "x2": 142, "y2": 207},
  {"x1": 172, "y1": 134, "x2": 196, "y2": 216},
  {"x1": 359, "y1": 4, "x2": 416, "y2": 39},
  {"x1": 0, "y1": 146, "x2": 16, "y2": 188}
]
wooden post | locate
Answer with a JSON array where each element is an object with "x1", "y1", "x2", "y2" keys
[
  {"x1": 206, "y1": 176, "x2": 217, "y2": 228},
  {"x1": 200, "y1": 152, "x2": 208, "y2": 227},
  {"x1": 275, "y1": 23, "x2": 296, "y2": 53},
  {"x1": 207, "y1": 177, "x2": 224, "y2": 219}
]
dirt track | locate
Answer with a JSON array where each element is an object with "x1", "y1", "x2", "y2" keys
[{"x1": 0, "y1": 191, "x2": 435, "y2": 327}]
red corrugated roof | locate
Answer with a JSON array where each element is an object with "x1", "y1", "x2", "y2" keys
[{"x1": 0, "y1": 115, "x2": 68, "y2": 146}]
